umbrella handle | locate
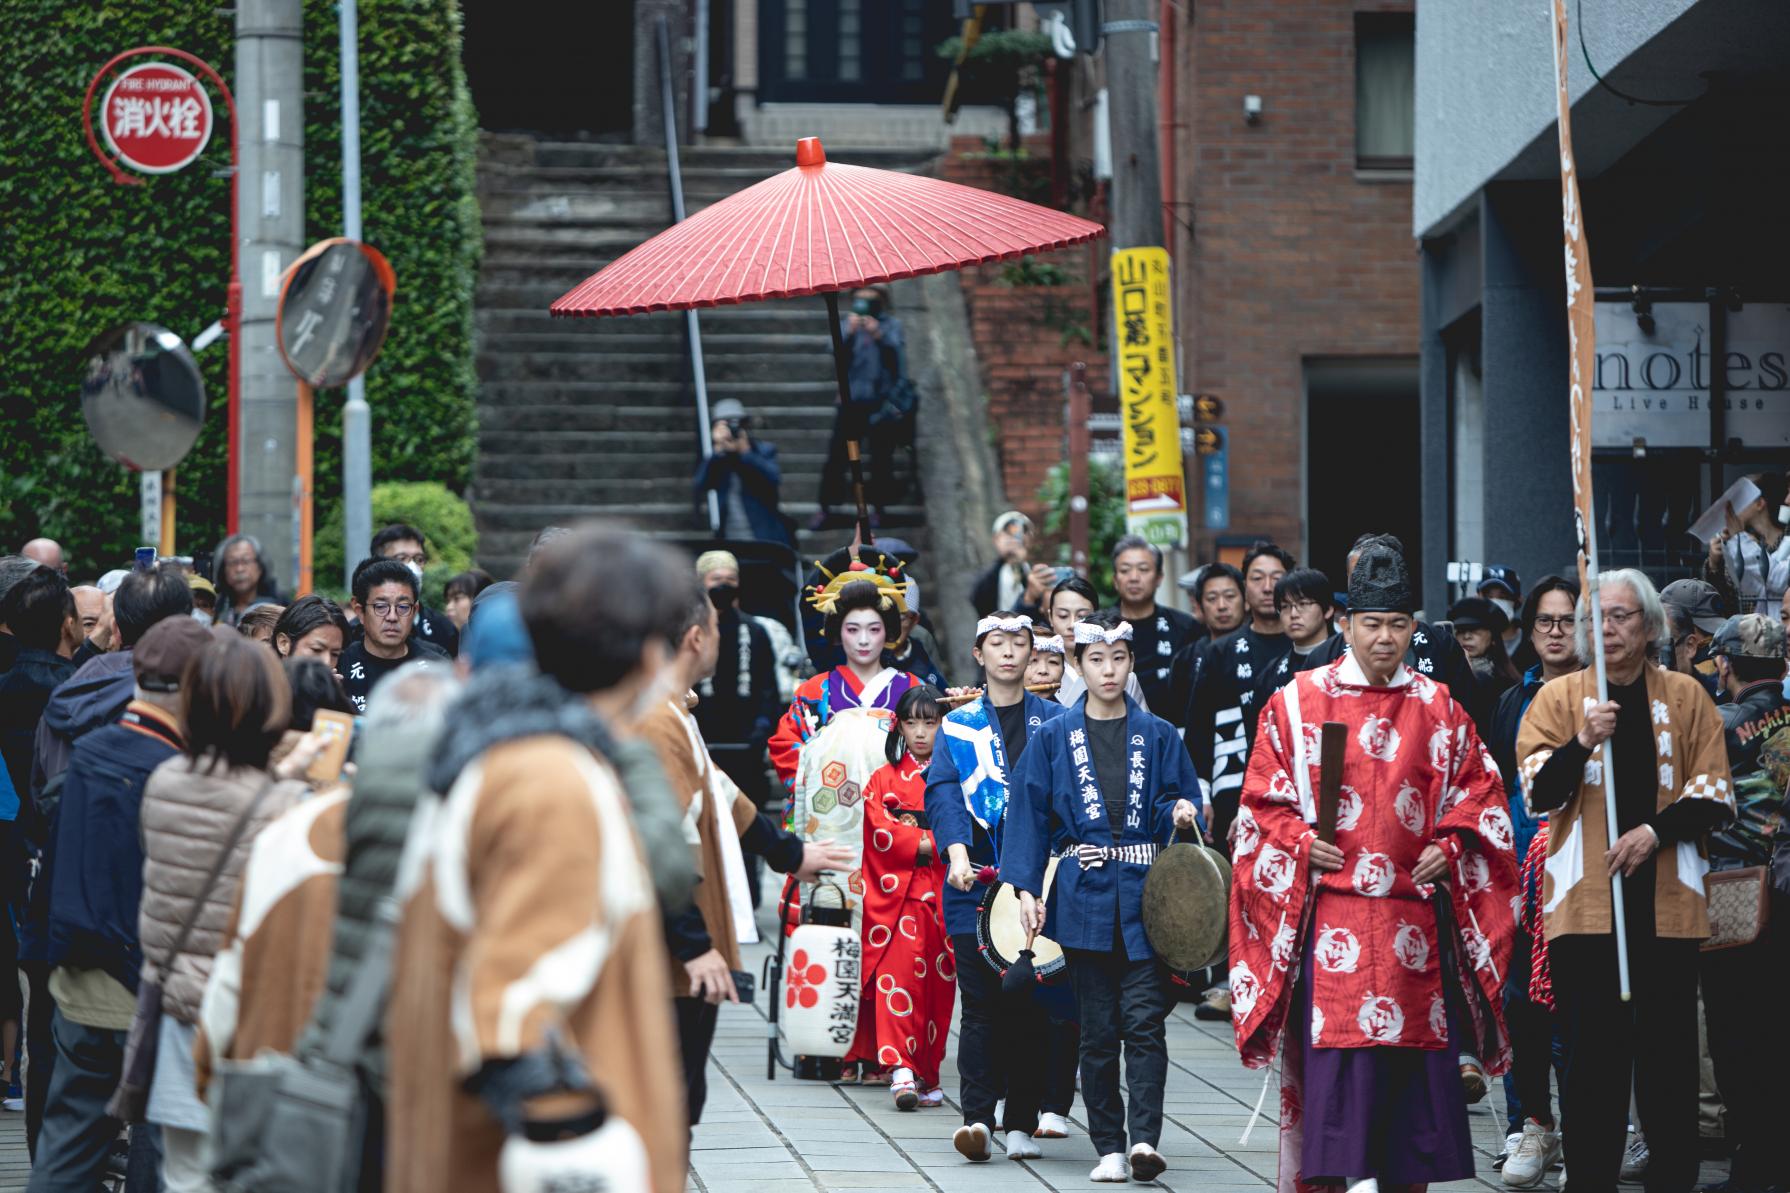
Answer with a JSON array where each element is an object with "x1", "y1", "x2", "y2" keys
[{"x1": 823, "y1": 291, "x2": 875, "y2": 544}]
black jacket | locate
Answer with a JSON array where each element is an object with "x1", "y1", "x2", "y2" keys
[{"x1": 0, "y1": 648, "x2": 77, "y2": 825}]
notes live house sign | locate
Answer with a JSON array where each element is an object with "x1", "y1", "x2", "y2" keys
[
  {"x1": 100, "y1": 62, "x2": 213, "y2": 174},
  {"x1": 1594, "y1": 302, "x2": 1790, "y2": 449}
]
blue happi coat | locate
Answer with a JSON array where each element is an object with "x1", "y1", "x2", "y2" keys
[
  {"x1": 1004, "y1": 695, "x2": 1204, "y2": 961},
  {"x1": 924, "y1": 691, "x2": 1065, "y2": 936}
]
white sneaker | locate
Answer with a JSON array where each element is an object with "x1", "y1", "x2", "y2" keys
[
  {"x1": 1006, "y1": 1130, "x2": 1042, "y2": 1160},
  {"x1": 1503, "y1": 1119, "x2": 1562, "y2": 1189},
  {"x1": 1128, "y1": 1142, "x2": 1167, "y2": 1182},
  {"x1": 1035, "y1": 1111, "x2": 1071, "y2": 1139},
  {"x1": 954, "y1": 1122, "x2": 992, "y2": 1162},
  {"x1": 1494, "y1": 1130, "x2": 1523, "y2": 1171},
  {"x1": 1091, "y1": 1153, "x2": 1129, "y2": 1182}
]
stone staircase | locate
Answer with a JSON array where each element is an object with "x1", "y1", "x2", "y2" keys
[{"x1": 472, "y1": 135, "x2": 942, "y2": 578}]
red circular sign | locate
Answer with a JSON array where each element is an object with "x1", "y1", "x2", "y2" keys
[{"x1": 100, "y1": 62, "x2": 213, "y2": 174}]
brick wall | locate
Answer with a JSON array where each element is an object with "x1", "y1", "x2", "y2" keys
[
  {"x1": 947, "y1": 2, "x2": 1420, "y2": 565},
  {"x1": 1176, "y1": 0, "x2": 1419, "y2": 555},
  {"x1": 943, "y1": 136, "x2": 1112, "y2": 538}
]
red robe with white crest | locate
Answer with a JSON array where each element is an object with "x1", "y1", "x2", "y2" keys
[
  {"x1": 1229, "y1": 653, "x2": 1518, "y2": 1193},
  {"x1": 846, "y1": 757, "x2": 956, "y2": 1086}
]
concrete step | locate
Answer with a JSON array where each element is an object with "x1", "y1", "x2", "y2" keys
[
  {"x1": 476, "y1": 428, "x2": 837, "y2": 456},
  {"x1": 478, "y1": 379, "x2": 839, "y2": 409},
  {"x1": 523, "y1": 141, "x2": 939, "y2": 172},
  {"x1": 475, "y1": 469, "x2": 919, "y2": 508},
  {"x1": 478, "y1": 401, "x2": 841, "y2": 434},
  {"x1": 475, "y1": 350, "x2": 833, "y2": 384},
  {"x1": 475, "y1": 449, "x2": 834, "y2": 480}
]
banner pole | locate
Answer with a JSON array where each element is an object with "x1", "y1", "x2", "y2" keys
[{"x1": 1553, "y1": 0, "x2": 1629, "y2": 1001}]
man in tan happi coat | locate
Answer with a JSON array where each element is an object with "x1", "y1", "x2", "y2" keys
[{"x1": 1518, "y1": 568, "x2": 1733, "y2": 1193}]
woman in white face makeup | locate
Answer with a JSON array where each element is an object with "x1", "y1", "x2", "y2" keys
[{"x1": 767, "y1": 576, "x2": 924, "y2": 1078}]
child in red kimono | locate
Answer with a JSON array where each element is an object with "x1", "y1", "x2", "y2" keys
[{"x1": 850, "y1": 684, "x2": 957, "y2": 1109}]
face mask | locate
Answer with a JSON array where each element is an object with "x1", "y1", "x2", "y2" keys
[
  {"x1": 707, "y1": 584, "x2": 738, "y2": 610},
  {"x1": 1489, "y1": 598, "x2": 1516, "y2": 621},
  {"x1": 191, "y1": 609, "x2": 213, "y2": 623},
  {"x1": 404, "y1": 561, "x2": 424, "y2": 582}
]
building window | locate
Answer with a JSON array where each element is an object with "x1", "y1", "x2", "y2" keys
[
  {"x1": 1355, "y1": 12, "x2": 1414, "y2": 172},
  {"x1": 838, "y1": 0, "x2": 861, "y2": 82},
  {"x1": 784, "y1": 0, "x2": 807, "y2": 81}
]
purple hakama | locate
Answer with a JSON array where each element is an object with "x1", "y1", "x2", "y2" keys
[{"x1": 1295, "y1": 921, "x2": 1476, "y2": 1186}]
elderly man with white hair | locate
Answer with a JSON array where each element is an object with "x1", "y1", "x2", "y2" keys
[{"x1": 1517, "y1": 568, "x2": 1734, "y2": 1193}]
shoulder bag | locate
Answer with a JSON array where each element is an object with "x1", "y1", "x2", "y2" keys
[
  {"x1": 207, "y1": 896, "x2": 399, "y2": 1193},
  {"x1": 107, "y1": 777, "x2": 278, "y2": 1124},
  {"x1": 1703, "y1": 865, "x2": 1771, "y2": 951}
]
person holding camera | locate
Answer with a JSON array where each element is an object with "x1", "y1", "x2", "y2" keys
[
  {"x1": 693, "y1": 398, "x2": 791, "y2": 546},
  {"x1": 814, "y1": 285, "x2": 904, "y2": 529}
]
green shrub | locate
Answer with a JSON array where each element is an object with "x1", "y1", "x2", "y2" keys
[
  {"x1": 314, "y1": 480, "x2": 475, "y2": 607},
  {"x1": 1037, "y1": 455, "x2": 1127, "y2": 605},
  {"x1": 0, "y1": 0, "x2": 480, "y2": 580}
]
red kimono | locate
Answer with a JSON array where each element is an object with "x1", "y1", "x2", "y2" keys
[
  {"x1": 846, "y1": 757, "x2": 956, "y2": 1086},
  {"x1": 1230, "y1": 654, "x2": 1518, "y2": 1193}
]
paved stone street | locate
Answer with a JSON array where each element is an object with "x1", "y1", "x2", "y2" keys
[{"x1": 692, "y1": 903, "x2": 1575, "y2": 1193}]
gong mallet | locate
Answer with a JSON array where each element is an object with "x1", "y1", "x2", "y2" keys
[{"x1": 1316, "y1": 721, "x2": 1347, "y2": 844}]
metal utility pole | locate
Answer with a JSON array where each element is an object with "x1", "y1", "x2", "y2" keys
[
  {"x1": 1103, "y1": 0, "x2": 1164, "y2": 252},
  {"x1": 1103, "y1": 0, "x2": 1192, "y2": 599},
  {"x1": 340, "y1": 0, "x2": 372, "y2": 587},
  {"x1": 235, "y1": 0, "x2": 306, "y2": 567}
]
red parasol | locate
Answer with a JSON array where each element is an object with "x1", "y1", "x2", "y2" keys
[
  {"x1": 550, "y1": 137, "x2": 1103, "y2": 317},
  {"x1": 549, "y1": 137, "x2": 1105, "y2": 538}
]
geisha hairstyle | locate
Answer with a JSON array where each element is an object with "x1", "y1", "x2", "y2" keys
[
  {"x1": 885, "y1": 684, "x2": 944, "y2": 765},
  {"x1": 824, "y1": 578, "x2": 903, "y2": 645}
]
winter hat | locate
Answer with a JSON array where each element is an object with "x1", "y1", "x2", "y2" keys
[{"x1": 1347, "y1": 542, "x2": 1414, "y2": 614}]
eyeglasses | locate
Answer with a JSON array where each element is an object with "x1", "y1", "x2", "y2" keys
[
  {"x1": 1281, "y1": 599, "x2": 1322, "y2": 614},
  {"x1": 384, "y1": 551, "x2": 427, "y2": 566},
  {"x1": 1534, "y1": 615, "x2": 1577, "y2": 634},
  {"x1": 369, "y1": 601, "x2": 416, "y2": 619},
  {"x1": 1603, "y1": 608, "x2": 1644, "y2": 626}
]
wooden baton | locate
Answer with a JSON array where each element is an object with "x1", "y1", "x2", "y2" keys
[{"x1": 1316, "y1": 721, "x2": 1347, "y2": 845}]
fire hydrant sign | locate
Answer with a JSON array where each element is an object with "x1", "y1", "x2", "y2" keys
[
  {"x1": 1111, "y1": 247, "x2": 1187, "y2": 546},
  {"x1": 100, "y1": 63, "x2": 213, "y2": 174}
]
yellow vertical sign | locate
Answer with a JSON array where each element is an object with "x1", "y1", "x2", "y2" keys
[{"x1": 1111, "y1": 247, "x2": 1186, "y2": 545}]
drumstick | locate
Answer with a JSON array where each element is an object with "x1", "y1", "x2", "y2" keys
[{"x1": 1316, "y1": 721, "x2": 1346, "y2": 845}]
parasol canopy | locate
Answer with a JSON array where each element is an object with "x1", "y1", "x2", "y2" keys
[{"x1": 550, "y1": 137, "x2": 1104, "y2": 317}]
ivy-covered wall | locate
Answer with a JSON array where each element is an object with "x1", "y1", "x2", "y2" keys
[{"x1": 0, "y1": 0, "x2": 480, "y2": 581}]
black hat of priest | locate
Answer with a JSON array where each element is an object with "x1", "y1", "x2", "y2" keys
[{"x1": 1348, "y1": 541, "x2": 1414, "y2": 614}]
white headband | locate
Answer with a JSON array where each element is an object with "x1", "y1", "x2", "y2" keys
[
  {"x1": 1072, "y1": 620, "x2": 1134, "y2": 645},
  {"x1": 975, "y1": 614, "x2": 1034, "y2": 640},
  {"x1": 1033, "y1": 634, "x2": 1065, "y2": 655}
]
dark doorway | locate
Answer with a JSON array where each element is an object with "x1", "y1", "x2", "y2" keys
[
  {"x1": 1305, "y1": 359, "x2": 1422, "y2": 594},
  {"x1": 462, "y1": 0, "x2": 635, "y2": 137}
]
